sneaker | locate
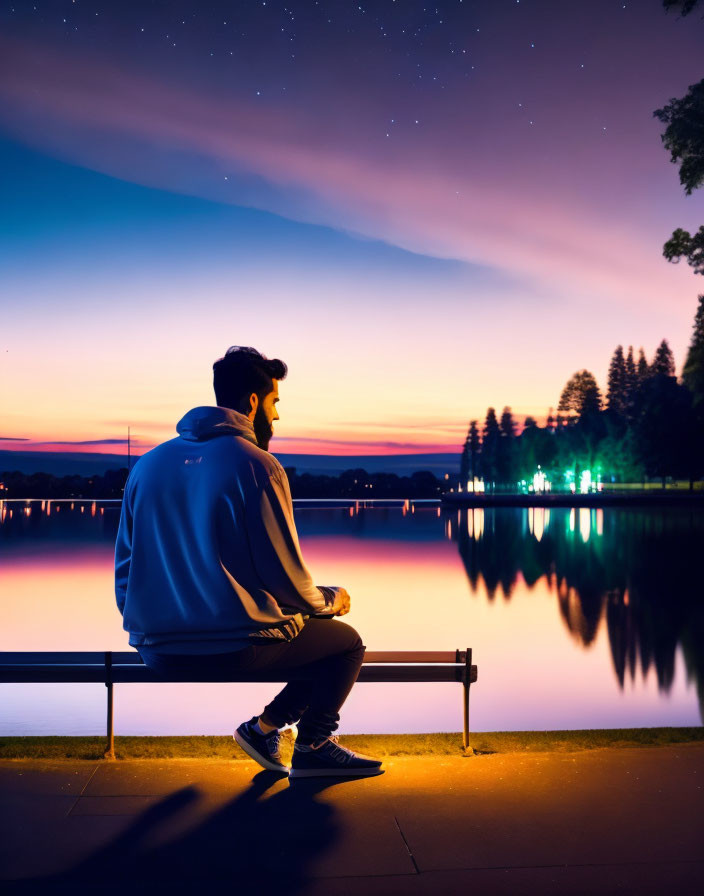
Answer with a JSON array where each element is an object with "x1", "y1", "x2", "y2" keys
[
  {"x1": 233, "y1": 717, "x2": 289, "y2": 773},
  {"x1": 289, "y1": 736, "x2": 383, "y2": 778}
]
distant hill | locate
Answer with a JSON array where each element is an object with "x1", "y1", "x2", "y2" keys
[{"x1": 0, "y1": 449, "x2": 461, "y2": 478}]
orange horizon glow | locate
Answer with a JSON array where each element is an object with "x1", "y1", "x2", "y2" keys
[{"x1": 1, "y1": 414, "x2": 555, "y2": 458}]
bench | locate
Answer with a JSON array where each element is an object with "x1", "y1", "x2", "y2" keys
[{"x1": 0, "y1": 649, "x2": 478, "y2": 759}]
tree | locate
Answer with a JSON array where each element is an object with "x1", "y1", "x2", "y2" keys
[
  {"x1": 558, "y1": 370, "x2": 602, "y2": 420},
  {"x1": 654, "y1": 79, "x2": 704, "y2": 197},
  {"x1": 654, "y1": 0, "x2": 704, "y2": 275},
  {"x1": 632, "y1": 375, "x2": 697, "y2": 486},
  {"x1": 623, "y1": 346, "x2": 638, "y2": 417},
  {"x1": 625, "y1": 345, "x2": 637, "y2": 390},
  {"x1": 637, "y1": 347, "x2": 650, "y2": 381},
  {"x1": 460, "y1": 420, "x2": 481, "y2": 484},
  {"x1": 499, "y1": 407, "x2": 516, "y2": 439},
  {"x1": 662, "y1": 226, "x2": 704, "y2": 275},
  {"x1": 652, "y1": 339, "x2": 676, "y2": 377},
  {"x1": 497, "y1": 407, "x2": 517, "y2": 485},
  {"x1": 480, "y1": 408, "x2": 500, "y2": 488},
  {"x1": 606, "y1": 345, "x2": 627, "y2": 416},
  {"x1": 655, "y1": 4, "x2": 704, "y2": 272},
  {"x1": 683, "y1": 295, "x2": 704, "y2": 409}
]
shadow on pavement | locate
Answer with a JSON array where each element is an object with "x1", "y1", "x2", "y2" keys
[{"x1": 32, "y1": 769, "x2": 364, "y2": 891}]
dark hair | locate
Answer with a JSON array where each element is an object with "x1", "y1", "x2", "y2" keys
[{"x1": 213, "y1": 346, "x2": 288, "y2": 412}]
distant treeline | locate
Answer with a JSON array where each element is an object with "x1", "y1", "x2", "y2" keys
[
  {"x1": 461, "y1": 296, "x2": 704, "y2": 490},
  {"x1": 0, "y1": 468, "x2": 130, "y2": 500},
  {"x1": 285, "y1": 468, "x2": 442, "y2": 498},
  {"x1": 0, "y1": 467, "x2": 444, "y2": 500}
]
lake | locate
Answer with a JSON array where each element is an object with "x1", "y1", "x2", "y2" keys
[{"x1": 1, "y1": 499, "x2": 702, "y2": 735}]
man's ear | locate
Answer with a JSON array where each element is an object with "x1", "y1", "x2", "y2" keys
[{"x1": 247, "y1": 392, "x2": 259, "y2": 420}]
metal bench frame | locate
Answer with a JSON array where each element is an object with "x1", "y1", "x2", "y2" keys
[{"x1": 1, "y1": 649, "x2": 477, "y2": 759}]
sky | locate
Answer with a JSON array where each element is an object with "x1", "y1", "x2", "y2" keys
[{"x1": 1, "y1": 0, "x2": 703, "y2": 458}]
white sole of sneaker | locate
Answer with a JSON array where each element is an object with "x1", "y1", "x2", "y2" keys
[
  {"x1": 288, "y1": 766, "x2": 384, "y2": 778},
  {"x1": 233, "y1": 731, "x2": 290, "y2": 773}
]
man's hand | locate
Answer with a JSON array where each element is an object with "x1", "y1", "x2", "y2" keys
[{"x1": 330, "y1": 587, "x2": 351, "y2": 617}]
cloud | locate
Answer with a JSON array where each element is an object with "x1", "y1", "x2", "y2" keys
[
  {"x1": 102, "y1": 420, "x2": 176, "y2": 432},
  {"x1": 273, "y1": 435, "x2": 461, "y2": 454},
  {"x1": 37, "y1": 439, "x2": 131, "y2": 446},
  {"x1": 0, "y1": 436, "x2": 30, "y2": 441},
  {"x1": 13, "y1": 439, "x2": 151, "y2": 452},
  {"x1": 0, "y1": 36, "x2": 688, "y2": 310}
]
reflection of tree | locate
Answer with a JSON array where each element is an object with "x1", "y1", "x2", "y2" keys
[{"x1": 453, "y1": 507, "x2": 704, "y2": 719}]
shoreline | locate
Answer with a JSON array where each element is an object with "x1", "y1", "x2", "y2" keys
[
  {"x1": 2, "y1": 727, "x2": 702, "y2": 760},
  {"x1": 441, "y1": 492, "x2": 704, "y2": 507}
]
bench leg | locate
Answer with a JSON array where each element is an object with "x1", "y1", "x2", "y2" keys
[
  {"x1": 462, "y1": 680, "x2": 470, "y2": 752},
  {"x1": 104, "y1": 681, "x2": 116, "y2": 760},
  {"x1": 462, "y1": 647, "x2": 473, "y2": 755}
]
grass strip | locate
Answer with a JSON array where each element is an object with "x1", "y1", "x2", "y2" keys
[{"x1": 0, "y1": 727, "x2": 702, "y2": 761}]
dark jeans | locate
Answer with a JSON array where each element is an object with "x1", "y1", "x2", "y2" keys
[{"x1": 138, "y1": 618, "x2": 365, "y2": 744}]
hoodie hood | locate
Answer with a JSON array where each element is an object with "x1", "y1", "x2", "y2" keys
[{"x1": 176, "y1": 406, "x2": 258, "y2": 445}]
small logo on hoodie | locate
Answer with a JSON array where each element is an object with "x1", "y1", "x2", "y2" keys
[{"x1": 184, "y1": 457, "x2": 203, "y2": 465}]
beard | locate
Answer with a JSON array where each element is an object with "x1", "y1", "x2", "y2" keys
[{"x1": 253, "y1": 404, "x2": 274, "y2": 451}]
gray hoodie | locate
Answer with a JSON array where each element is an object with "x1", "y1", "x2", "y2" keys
[{"x1": 114, "y1": 406, "x2": 336, "y2": 654}]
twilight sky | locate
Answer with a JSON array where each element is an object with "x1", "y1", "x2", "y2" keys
[{"x1": 1, "y1": 0, "x2": 702, "y2": 456}]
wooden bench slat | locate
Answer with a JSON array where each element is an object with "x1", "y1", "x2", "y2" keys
[
  {"x1": 0, "y1": 664, "x2": 477, "y2": 685},
  {"x1": 365, "y1": 651, "x2": 464, "y2": 663},
  {"x1": 0, "y1": 652, "x2": 111, "y2": 664},
  {"x1": 0, "y1": 650, "x2": 466, "y2": 665}
]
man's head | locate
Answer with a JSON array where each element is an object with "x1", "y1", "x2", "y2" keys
[{"x1": 212, "y1": 346, "x2": 287, "y2": 451}]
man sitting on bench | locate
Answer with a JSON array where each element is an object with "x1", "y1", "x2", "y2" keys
[{"x1": 114, "y1": 346, "x2": 382, "y2": 778}]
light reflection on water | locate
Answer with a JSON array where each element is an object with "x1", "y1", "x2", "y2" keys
[{"x1": 0, "y1": 499, "x2": 702, "y2": 735}]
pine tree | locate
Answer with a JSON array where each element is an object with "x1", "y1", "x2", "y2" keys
[
  {"x1": 683, "y1": 295, "x2": 704, "y2": 409},
  {"x1": 625, "y1": 345, "x2": 637, "y2": 391},
  {"x1": 480, "y1": 408, "x2": 500, "y2": 489},
  {"x1": 652, "y1": 339, "x2": 676, "y2": 377},
  {"x1": 469, "y1": 421, "x2": 480, "y2": 471},
  {"x1": 497, "y1": 407, "x2": 516, "y2": 487},
  {"x1": 637, "y1": 347, "x2": 650, "y2": 381},
  {"x1": 558, "y1": 370, "x2": 602, "y2": 419},
  {"x1": 483, "y1": 407, "x2": 500, "y2": 440},
  {"x1": 606, "y1": 345, "x2": 627, "y2": 416},
  {"x1": 460, "y1": 425, "x2": 471, "y2": 483},
  {"x1": 499, "y1": 407, "x2": 516, "y2": 438},
  {"x1": 460, "y1": 420, "x2": 481, "y2": 484},
  {"x1": 623, "y1": 345, "x2": 638, "y2": 416}
]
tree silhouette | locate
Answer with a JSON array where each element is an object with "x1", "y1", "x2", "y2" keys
[
  {"x1": 632, "y1": 374, "x2": 692, "y2": 485},
  {"x1": 460, "y1": 420, "x2": 481, "y2": 485},
  {"x1": 606, "y1": 345, "x2": 627, "y2": 417},
  {"x1": 497, "y1": 407, "x2": 517, "y2": 485},
  {"x1": 654, "y1": 79, "x2": 704, "y2": 196},
  {"x1": 651, "y1": 339, "x2": 676, "y2": 377},
  {"x1": 662, "y1": 226, "x2": 704, "y2": 275},
  {"x1": 637, "y1": 347, "x2": 650, "y2": 381},
  {"x1": 558, "y1": 370, "x2": 603, "y2": 420},
  {"x1": 654, "y1": 3, "x2": 704, "y2": 272},
  {"x1": 683, "y1": 295, "x2": 704, "y2": 409},
  {"x1": 480, "y1": 408, "x2": 501, "y2": 489}
]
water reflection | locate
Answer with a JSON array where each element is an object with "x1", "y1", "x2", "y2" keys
[
  {"x1": 454, "y1": 506, "x2": 704, "y2": 720},
  {"x1": 1, "y1": 500, "x2": 702, "y2": 731}
]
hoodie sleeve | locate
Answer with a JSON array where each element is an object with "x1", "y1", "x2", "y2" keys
[
  {"x1": 245, "y1": 464, "x2": 335, "y2": 615},
  {"x1": 114, "y1": 478, "x2": 134, "y2": 616}
]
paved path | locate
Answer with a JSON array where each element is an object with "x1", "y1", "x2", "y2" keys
[{"x1": 1, "y1": 745, "x2": 703, "y2": 894}]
